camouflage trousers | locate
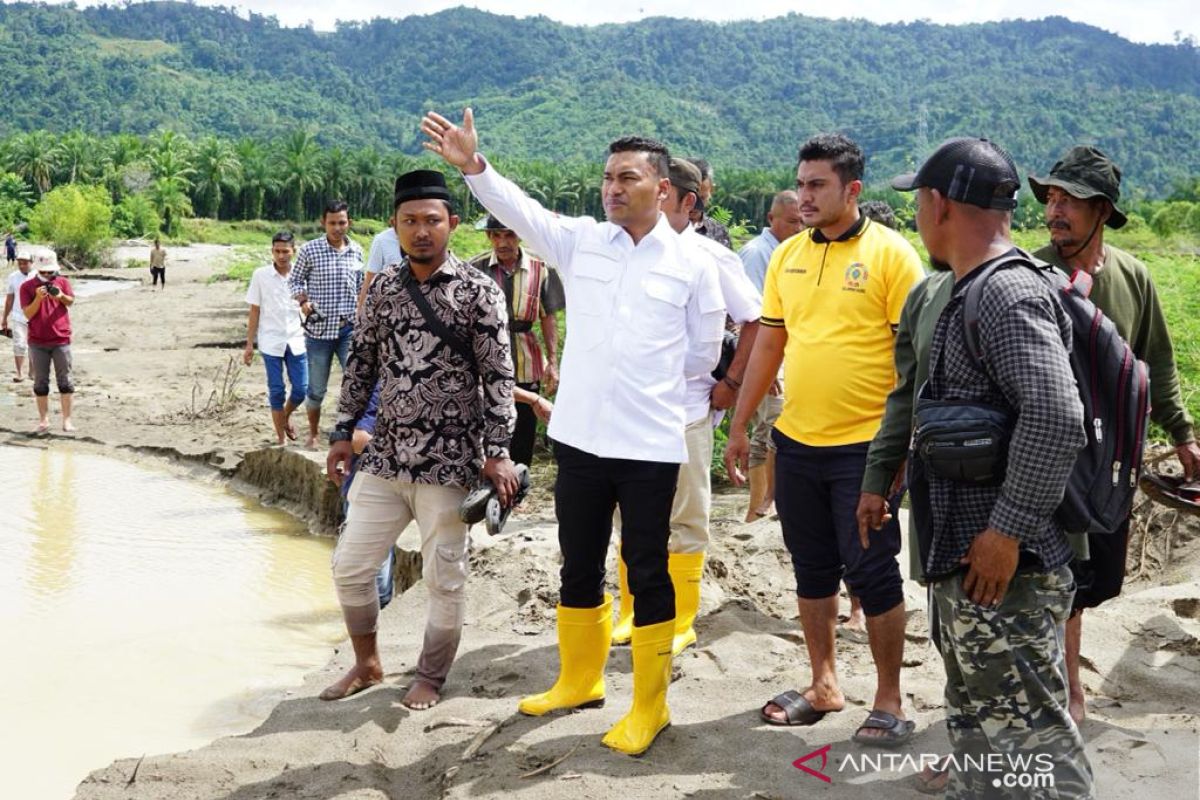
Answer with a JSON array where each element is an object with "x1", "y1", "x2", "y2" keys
[{"x1": 931, "y1": 565, "x2": 1094, "y2": 799}]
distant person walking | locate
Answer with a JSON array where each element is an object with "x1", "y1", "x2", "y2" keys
[
  {"x1": 2, "y1": 247, "x2": 34, "y2": 382},
  {"x1": 19, "y1": 247, "x2": 76, "y2": 433},
  {"x1": 289, "y1": 200, "x2": 364, "y2": 448},
  {"x1": 5, "y1": 232, "x2": 16, "y2": 265},
  {"x1": 148, "y1": 238, "x2": 167, "y2": 290},
  {"x1": 244, "y1": 232, "x2": 308, "y2": 445}
]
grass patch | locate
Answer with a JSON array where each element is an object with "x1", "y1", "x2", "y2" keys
[{"x1": 89, "y1": 35, "x2": 178, "y2": 58}]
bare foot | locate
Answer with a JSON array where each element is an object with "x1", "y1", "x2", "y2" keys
[
  {"x1": 762, "y1": 685, "x2": 844, "y2": 723},
  {"x1": 402, "y1": 680, "x2": 441, "y2": 710},
  {"x1": 914, "y1": 755, "x2": 952, "y2": 794},
  {"x1": 318, "y1": 664, "x2": 382, "y2": 701},
  {"x1": 33, "y1": 420, "x2": 49, "y2": 433},
  {"x1": 304, "y1": 434, "x2": 318, "y2": 449},
  {"x1": 285, "y1": 420, "x2": 298, "y2": 441},
  {"x1": 62, "y1": 420, "x2": 76, "y2": 433},
  {"x1": 1069, "y1": 688, "x2": 1086, "y2": 725}
]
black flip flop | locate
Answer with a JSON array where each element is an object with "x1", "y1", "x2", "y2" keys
[
  {"x1": 760, "y1": 690, "x2": 830, "y2": 726},
  {"x1": 852, "y1": 709, "x2": 916, "y2": 748}
]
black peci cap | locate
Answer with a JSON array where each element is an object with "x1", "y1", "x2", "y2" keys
[{"x1": 394, "y1": 169, "x2": 453, "y2": 208}]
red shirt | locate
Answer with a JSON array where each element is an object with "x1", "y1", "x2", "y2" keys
[{"x1": 19, "y1": 276, "x2": 72, "y2": 346}]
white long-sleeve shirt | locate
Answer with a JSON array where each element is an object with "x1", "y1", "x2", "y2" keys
[
  {"x1": 465, "y1": 160, "x2": 725, "y2": 463},
  {"x1": 681, "y1": 227, "x2": 763, "y2": 424}
]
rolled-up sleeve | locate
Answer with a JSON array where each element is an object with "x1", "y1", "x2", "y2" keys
[
  {"x1": 473, "y1": 279, "x2": 517, "y2": 459},
  {"x1": 982, "y1": 295, "x2": 1085, "y2": 540}
]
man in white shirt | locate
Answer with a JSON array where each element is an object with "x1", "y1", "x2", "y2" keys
[
  {"x1": 355, "y1": 221, "x2": 404, "y2": 312},
  {"x1": 422, "y1": 108, "x2": 725, "y2": 757},
  {"x1": 243, "y1": 232, "x2": 308, "y2": 445},
  {"x1": 610, "y1": 158, "x2": 762, "y2": 657},
  {"x1": 2, "y1": 248, "x2": 33, "y2": 382}
]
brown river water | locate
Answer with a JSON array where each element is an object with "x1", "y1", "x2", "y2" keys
[{"x1": 0, "y1": 445, "x2": 343, "y2": 799}]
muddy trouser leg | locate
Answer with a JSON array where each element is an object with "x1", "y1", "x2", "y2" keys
[
  {"x1": 332, "y1": 472, "x2": 413, "y2": 635},
  {"x1": 932, "y1": 566, "x2": 1094, "y2": 799},
  {"x1": 409, "y1": 482, "x2": 470, "y2": 692}
]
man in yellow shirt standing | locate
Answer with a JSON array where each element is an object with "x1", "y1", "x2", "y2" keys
[{"x1": 726, "y1": 133, "x2": 924, "y2": 745}]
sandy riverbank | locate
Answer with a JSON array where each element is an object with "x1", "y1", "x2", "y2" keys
[{"x1": 2, "y1": 245, "x2": 1198, "y2": 799}]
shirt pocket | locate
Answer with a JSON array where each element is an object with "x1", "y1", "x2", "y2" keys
[
  {"x1": 567, "y1": 250, "x2": 619, "y2": 350},
  {"x1": 632, "y1": 268, "x2": 691, "y2": 374}
]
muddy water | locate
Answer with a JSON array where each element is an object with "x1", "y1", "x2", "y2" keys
[{"x1": 0, "y1": 445, "x2": 343, "y2": 799}]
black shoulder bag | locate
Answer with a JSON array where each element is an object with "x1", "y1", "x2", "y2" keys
[{"x1": 402, "y1": 271, "x2": 477, "y2": 373}]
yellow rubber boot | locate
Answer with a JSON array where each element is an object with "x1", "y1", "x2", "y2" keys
[
  {"x1": 668, "y1": 552, "x2": 705, "y2": 656},
  {"x1": 518, "y1": 594, "x2": 612, "y2": 716},
  {"x1": 611, "y1": 548, "x2": 634, "y2": 646},
  {"x1": 601, "y1": 618, "x2": 673, "y2": 756}
]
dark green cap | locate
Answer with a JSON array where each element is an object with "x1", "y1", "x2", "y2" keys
[{"x1": 1028, "y1": 145, "x2": 1127, "y2": 229}]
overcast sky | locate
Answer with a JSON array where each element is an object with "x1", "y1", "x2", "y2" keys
[{"x1": 50, "y1": 0, "x2": 1200, "y2": 45}]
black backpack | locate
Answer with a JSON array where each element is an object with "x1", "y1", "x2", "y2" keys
[{"x1": 962, "y1": 249, "x2": 1150, "y2": 535}]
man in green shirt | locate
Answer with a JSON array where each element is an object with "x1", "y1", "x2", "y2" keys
[{"x1": 1030, "y1": 145, "x2": 1200, "y2": 724}]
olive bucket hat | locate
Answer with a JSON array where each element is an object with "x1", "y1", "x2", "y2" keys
[{"x1": 1028, "y1": 145, "x2": 1127, "y2": 229}]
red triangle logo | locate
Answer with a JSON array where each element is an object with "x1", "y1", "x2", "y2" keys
[{"x1": 792, "y1": 744, "x2": 833, "y2": 783}]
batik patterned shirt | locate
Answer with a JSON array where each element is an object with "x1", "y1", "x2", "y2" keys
[{"x1": 334, "y1": 254, "x2": 516, "y2": 489}]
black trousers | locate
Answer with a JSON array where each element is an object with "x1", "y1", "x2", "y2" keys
[
  {"x1": 1070, "y1": 517, "x2": 1131, "y2": 612},
  {"x1": 510, "y1": 381, "x2": 540, "y2": 467},
  {"x1": 553, "y1": 440, "x2": 679, "y2": 625}
]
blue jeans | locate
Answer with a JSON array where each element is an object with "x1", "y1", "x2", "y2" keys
[
  {"x1": 304, "y1": 323, "x2": 353, "y2": 411},
  {"x1": 261, "y1": 346, "x2": 308, "y2": 410}
]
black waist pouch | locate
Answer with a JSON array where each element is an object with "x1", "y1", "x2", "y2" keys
[{"x1": 913, "y1": 397, "x2": 1013, "y2": 486}]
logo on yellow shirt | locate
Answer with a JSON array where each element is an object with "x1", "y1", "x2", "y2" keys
[{"x1": 843, "y1": 263, "x2": 869, "y2": 293}]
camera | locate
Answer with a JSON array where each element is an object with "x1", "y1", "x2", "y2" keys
[
  {"x1": 45, "y1": 284, "x2": 61, "y2": 297},
  {"x1": 305, "y1": 302, "x2": 324, "y2": 323}
]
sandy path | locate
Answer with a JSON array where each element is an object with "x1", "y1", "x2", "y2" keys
[{"x1": 2, "y1": 246, "x2": 1197, "y2": 799}]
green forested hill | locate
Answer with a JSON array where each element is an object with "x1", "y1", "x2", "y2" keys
[{"x1": 3, "y1": 2, "x2": 1200, "y2": 194}]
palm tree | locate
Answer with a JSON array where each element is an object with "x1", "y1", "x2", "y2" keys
[
  {"x1": 349, "y1": 147, "x2": 390, "y2": 220},
  {"x1": 236, "y1": 139, "x2": 275, "y2": 220},
  {"x1": 5, "y1": 131, "x2": 59, "y2": 196},
  {"x1": 277, "y1": 130, "x2": 323, "y2": 221},
  {"x1": 53, "y1": 131, "x2": 104, "y2": 186},
  {"x1": 148, "y1": 176, "x2": 193, "y2": 237},
  {"x1": 193, "y1": 136, "x2": 242, "y2": 219}
]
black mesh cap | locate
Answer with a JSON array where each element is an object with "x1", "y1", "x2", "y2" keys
[{"x1": 891, "y1": 138, "x2": 1019, "y2": 210}]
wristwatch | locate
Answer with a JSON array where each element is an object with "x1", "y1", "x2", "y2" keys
[{"x1": 328, "y1": 429, "x2": 353, "y2": 445}]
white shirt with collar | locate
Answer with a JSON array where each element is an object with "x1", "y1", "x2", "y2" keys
[
  {"x1": 246, "y1": 265, "x2": 306, "y2": 357},
  {"x1": 680, "y1": 227, "x2": 762, "y2": 424},
  {"x1": 465, "y1": 160, "x2": 725, "y2": 463},
  {"x1": 365, "y1": 227, "x2": 404, "y2": 274}
]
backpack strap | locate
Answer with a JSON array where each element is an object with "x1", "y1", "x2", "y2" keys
[{"x1": 961, "y1": 248, "x2": 1048, "y2": 365}]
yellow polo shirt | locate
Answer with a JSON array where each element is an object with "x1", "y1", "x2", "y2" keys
[{"x1": 761, "y1": 216, "x2": 924, "y2": 446}]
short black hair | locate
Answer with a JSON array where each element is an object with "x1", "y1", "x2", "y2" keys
[
  {"x1": 687, "y1": 158, "x2": 712, "y2": 181},
  {"x1": 798, "y1": 133, "x2": 865, "y2": 185},
  {"x1": 322, "y1": 199, "x2": 350, "y2": 218},
  {"x1": 607, "y1": 136, "x2": 670, "y2": 179},
  {"x1": 272, "y1": 231, "x2": 295, "y2": 244},
  {"x1": 859, "y1": 200, "x2": 898, "y2": 230}
]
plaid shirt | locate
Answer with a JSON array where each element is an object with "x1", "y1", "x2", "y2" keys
[
  {"x1": 924, "y1": 254, "x2": 1085, "y2": 579},
  {"x1": 288, "y1": 235, "x2": 364, "y2": 339}
]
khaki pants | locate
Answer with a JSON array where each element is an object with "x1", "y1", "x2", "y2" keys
[
  {"x1": 748, "y1": 391, "x2": 783, "y2": 469},
  {"x1": 668, "y1": 417, "x2": 714, "y2": 554},
  {"x1": 333, "y1": 472, "x2": 469, "y2": 689}
]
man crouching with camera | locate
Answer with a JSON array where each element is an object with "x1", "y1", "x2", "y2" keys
[{"x1": 19, "y1": 247, "x2": 76, "y2": 434}]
